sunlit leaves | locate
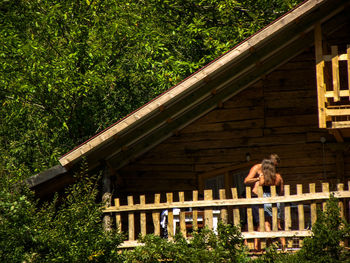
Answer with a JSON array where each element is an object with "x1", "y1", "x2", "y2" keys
[{"x1": 0, "y1": 0, "x2": 302, "y2": 178}]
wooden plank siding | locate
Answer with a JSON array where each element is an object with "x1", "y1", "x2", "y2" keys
[{"x1": 118, "y1": 51, "x2": 341, "y2": 195}]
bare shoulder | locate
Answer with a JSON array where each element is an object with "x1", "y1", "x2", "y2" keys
[
  {"x1": 252, "y1": 163, "x2": 261, "y2": 171},
  {"x1": 276, "y1": 173, "x2": 283, "y2": 182}
]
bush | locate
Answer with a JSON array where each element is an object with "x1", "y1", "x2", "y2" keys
[
  {"x1": 0, "y1": 164, "x2": 124, "y2": 263},
  {"x1": 295, "y1": 195, "x2": 350, "y2": 263},
  {"x1": 123, "y1": 222, "x2": 249, "y2": 263}
]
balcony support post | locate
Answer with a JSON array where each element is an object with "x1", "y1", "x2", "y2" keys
[
  {"x1": 102, "y1": 165, "x2": 113, "y2": 232},
  {"x1": 315, "y1": 21, "x2": 327, "y2": 128}
]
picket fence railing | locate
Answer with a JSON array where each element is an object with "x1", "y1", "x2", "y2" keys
[{"x1": 103, "y1": 182, "x2": 350, "y2": 249}]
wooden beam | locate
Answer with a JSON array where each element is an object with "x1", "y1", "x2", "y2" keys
[
  {"x1": 297, "y1": 185, "x2": 305, "y2": 247},
  {"x1": 309, "y1": 184, "x2": 317, "y2": 226},
  {"x1": 204, "y1": 190, "x2": 213, "y2": 230},
  {"x1": 242, "y1": 230, "x2": 312, "y2": 239},
  {"x1": 331, "y1": 45, "x2": 340, "y2": 102},
  {"x1": 325, "y1": 90, "x2": 350, "y2": 98},
  {"x1": 140, "y1": 195, "x2": 146, "y2": 236},
  {"x1": 119, "y1": 230, "x2": 313, "y2": 248},
  {"x1": 331, "y1": 121, "x2": 350, "y2": 128},
  {"x1": 258, "y1": 186, "x2": 266, "y2": 249},
  {"x1": 231, "y1": 188, "x2": 241, "y2": 229},
  {"x1": 326, "y1": 108, "x2": 350, "y2": 116},
  {"x1": 179, "y1": 192, "x2": 187, "y2": 237},
  {"x1": 114, "y1": 198, "x2": 121, "y2": 231},
  {"x1": 314, "y1": 21, "x2": 326, "y2": 128},
  {"x1": 167, "y1": 193, "x2": 174, "y2": 239},
  {"x1": 323, "y1": 53, "x2": 349, "y2": 62},
  {"x1": 127, "y1": 196, "x2": 135, "y2": 241},
  {"x1": 152, "y1": 194, "x2": 161, "y2": 236},
  {"x1": 192, "y1": 190, "x2": 199, "y2": 230},
  {"x1": 104, "y1": 189, "x2": 350, "y2": 212}
]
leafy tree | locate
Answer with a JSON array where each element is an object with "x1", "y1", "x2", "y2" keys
[{"x1": 0, "y1": 0, "x2": 302, "y2": 179}]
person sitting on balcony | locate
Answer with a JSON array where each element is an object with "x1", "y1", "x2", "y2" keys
[{"x1": 252, "y1": 158, "x2": 285, "y2": 250}]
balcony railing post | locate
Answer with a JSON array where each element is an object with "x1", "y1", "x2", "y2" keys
[
  {"x1": 297, "y1": 184, "x2": 304, "y2": 247},
  {"x1": 140, "y1": 195, "x2": 146, "y2": 237},
  {"x1": 245, "y1": 186, "x2": 254, "y2": 250},
  {"x1": 204, "y1": 189, "x2": 213, "y2": 230},
  {"x1": 322, "y1": 183, "x2": 329, "y2": 211},
  {"x1": 271, "y1": 185, "x2": 278, "y2": 232},
  {"x1": 114, "y1": 198, "x2": 121, "y2": 232},
  {"x1": 127, "y1": 195, "x2": 135, "y2": 241},
  {"x1": 219, "y1": 189, "x2": 228, "y2": 224},
  {"x1": 337, "y1": 184, "x2": 345, "y2": 218},
  {"x1": 152, "y1": 193, "x2": 160, "y2": 236},
  {"x1": 166, "y1": 193, "x2": 174, "y2": 239},
  {"x1": 258, "y1": 186, "x2": 266, "y2": 249},
  {"x1": 179, "y1": 192, "x2": 186, "y2": 237},
  {"x1": 284, "y1": 185, "x2": 292, "y2": 248},
  {"x1": 192, "y1": 190, "x2": 198, "y2": 230},
  {"x1": 309, "y1": 183, "x2": 317, "y2": 226},
  {"x1": 231, "y1": 188, "x2": 240, "y2": 230}
]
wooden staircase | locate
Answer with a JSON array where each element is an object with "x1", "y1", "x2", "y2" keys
[{"x1": 315, "y1": 22, "x2": 350, "y2": 129}]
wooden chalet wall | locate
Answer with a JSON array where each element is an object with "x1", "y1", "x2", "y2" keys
[{"x1": 116, "y1": 21, "x2": 350, "y2": 200}]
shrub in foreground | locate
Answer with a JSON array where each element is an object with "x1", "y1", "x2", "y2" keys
[
  {"x1": 123, "y1": 222, "x2": 249, "y2": 263},
  {"x1": 295, "y1": 195, "x2": 350, "y2": 263},
  {"x1": 0, "y1": 165, "x2": 124, "y2": 263}
]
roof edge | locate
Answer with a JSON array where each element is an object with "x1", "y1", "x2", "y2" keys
[{"x1": 26, "y1": 165, "x2": 67, "y2": 189}]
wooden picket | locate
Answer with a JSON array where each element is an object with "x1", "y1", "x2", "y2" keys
[
  {"x1": 105, "y1": 182, "x2": 350, "y2": 249},
  {"x1": 297, "y1": 184, "x2": 304, "y2": 247}
]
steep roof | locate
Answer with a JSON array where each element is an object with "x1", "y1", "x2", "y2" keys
[{"x1": 28, "y1": 0, "x2": 350, "y2": 190}]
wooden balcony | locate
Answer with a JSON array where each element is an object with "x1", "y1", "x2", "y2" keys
[
  {"x1": 104, "y1": 181, "x2": 350, "y2": 250},
  {"x1": 315, "y1": 22, "x2": 350, "y2": 129}
]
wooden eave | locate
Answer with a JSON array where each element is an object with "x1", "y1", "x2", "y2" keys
[{"x1": 29, "y1": 0, "x2": 350, "y2": 190}]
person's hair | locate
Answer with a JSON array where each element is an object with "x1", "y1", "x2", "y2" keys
[
  {"x1": 262, "y1": 159, "x2": 276, "y2": 185},
  {"x1": 269, "y1": 153, "x2": 280, "y2": 165}
]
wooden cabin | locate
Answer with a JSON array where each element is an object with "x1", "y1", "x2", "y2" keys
[{"x1": 27, "y1": 0, "x2": 350, "y2": 250}]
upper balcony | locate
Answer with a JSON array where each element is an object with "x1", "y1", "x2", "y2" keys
[{"x1": 315, "y1": 22, "x2": 350, "y2": 130}]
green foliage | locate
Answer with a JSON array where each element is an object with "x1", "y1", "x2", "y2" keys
[
  {"x1": 0, "y1": 164, "x2": 123, "y2": 263},
  {"x1": 123, "y1": 222, "x2": 249, "y2": 262},
  {"x1": 0, "y1": 0, "x2": 302, "y2": 179},
  {"x1": 295, "y1": 195, "x2": 350, "y2": 263}
]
